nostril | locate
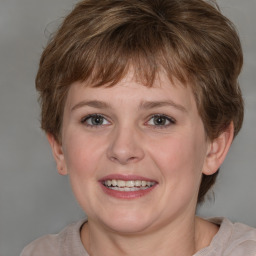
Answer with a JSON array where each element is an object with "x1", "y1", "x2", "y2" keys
[
  {"x1": 128, "y1": 156, "x2": 136, "y2": 161},
  {"x1": 110, "y1": 156, "x2": 118, "y2": 162}
]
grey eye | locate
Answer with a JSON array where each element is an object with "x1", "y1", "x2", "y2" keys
[
  {"x1": 89, "y1": 115, "x2": 104, "y2": 125},
  {"x1": 147, "y1": 115, "x2": 175, "y2": 126},
  {"x1": 153, "y1": 116, "x2": 169, "y2": 125},
  {"x1": 82, "y1": 114, "x2": 110, "y2": 126}
]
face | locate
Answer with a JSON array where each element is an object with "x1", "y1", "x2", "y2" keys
[{"x1": 50, "y1": 71, "x2": 219, "y2": 234}]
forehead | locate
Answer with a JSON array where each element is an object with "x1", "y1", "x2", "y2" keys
[{"x1": 65, "y1": 70, "x2": 197, "y2": 113}]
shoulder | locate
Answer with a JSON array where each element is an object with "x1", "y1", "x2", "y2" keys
[
  {"x1": 210, "y1": 217, "x2": 256, "y2": 256},
  {"x1": 20, "y1": 219, "x2": 88, "y2": 256},
  {"x1": 20, "y1": 233, "x2": 61, "y2": 256},
  {"x1": 226, "y1": 219, "x2": 256, "y2": 255}
]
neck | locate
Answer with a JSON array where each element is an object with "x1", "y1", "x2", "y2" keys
[{"x1": 80, "y1": 214, "x2": 217, "y2": 256}]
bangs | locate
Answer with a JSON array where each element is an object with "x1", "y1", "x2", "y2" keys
[{"x1": 53, "y1": 19, "x2": 189, "y2": 89}]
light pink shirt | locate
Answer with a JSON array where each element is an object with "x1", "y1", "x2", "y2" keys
[{"x1": 21, "y1": 218, "x2": 256, "y2": 256}]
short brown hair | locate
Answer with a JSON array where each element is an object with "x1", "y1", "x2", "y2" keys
[{"x1": 36, "y1": 0, "x2": 243, "y2": 203}]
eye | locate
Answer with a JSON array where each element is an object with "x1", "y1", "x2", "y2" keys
[
  {"x1": 147, "y1": 114, "x2": 175, "y2": 127},
  {"x1": 81, "y1": 114, "x2": 110, "y2": 127}
]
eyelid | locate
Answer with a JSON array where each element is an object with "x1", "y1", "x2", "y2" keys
[
  {"x1": 145, "y1": 114, "x2": 176, "y2": 126},
  {"x1": 81, "y1": 114, "x2": 111, "y2": 126}
]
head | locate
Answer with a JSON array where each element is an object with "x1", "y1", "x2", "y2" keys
[{"x1": 36, "y1": 0, "x2": 243, "y2": 204}]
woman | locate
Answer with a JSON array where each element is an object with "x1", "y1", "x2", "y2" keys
[{"x1": 21, "y1": 0, "x2": 256, "y2": 255}]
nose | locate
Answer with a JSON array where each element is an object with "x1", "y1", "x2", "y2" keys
[{"x1": 106, "y1": 125, "x2": 145, "y2": 165}]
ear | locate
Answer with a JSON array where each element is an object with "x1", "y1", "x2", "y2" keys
[
  {"x1": 47, "y1": 133, "x2": 68, "y2": 175},
  {"x1": 203, "y1": 122, "x2": 234, "y2": 175}
]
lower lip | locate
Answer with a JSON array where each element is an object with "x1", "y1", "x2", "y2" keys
[{"x1": 99, "y1": 183, "x2": 157, "y2": 199}]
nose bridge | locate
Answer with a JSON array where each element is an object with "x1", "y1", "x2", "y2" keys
[{"x1": 107, "y1": 122, "x2": 144, "y2": 164}]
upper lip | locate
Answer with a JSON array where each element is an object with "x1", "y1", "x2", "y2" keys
[{"x1": 99, "y1": 174, "x2": 157, "y2": 182}]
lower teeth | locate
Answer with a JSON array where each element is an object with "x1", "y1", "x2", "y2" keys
[{"x1": 105, "y1": 186, "x2": 151, "y2": 191}]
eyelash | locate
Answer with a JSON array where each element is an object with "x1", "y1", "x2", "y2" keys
[
  {"x1": 81, "y1": 114, "x2": 111, "y2": 128},
  {"x1": 81, "y1": 114, "x2": 176, "y2": 128},
  {"x1": 146, "y1": 114, "x2": 176, "y2": 128}
]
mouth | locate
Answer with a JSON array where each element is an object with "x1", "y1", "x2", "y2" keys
[
  {"x1": 99, "y1": 175, "x2": 158, "y2": 199},
  {"x1": 102, "y1": 179, "x2": 156, "y2": 191}
]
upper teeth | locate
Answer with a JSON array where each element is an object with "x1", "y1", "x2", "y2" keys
[{"x1": 104, "y1": 180, "x2": 155, "y2": 188}]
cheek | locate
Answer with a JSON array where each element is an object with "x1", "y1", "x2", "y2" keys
[
  {"x1": 61, "y1": 132, "x2": 108, "y2": 211},
  {"x1": 62, "y1": 131, "x2": 106, "y2": 177},
  {"x1": 147, "y1": 131, "x2": 207, "y2": 182},
  {"x1": 144, "y1": 131, "x2": 207, "y2": 215}
]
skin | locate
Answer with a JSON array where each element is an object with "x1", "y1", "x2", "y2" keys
[{"x1": 48, "y1": 71, "x2": 234, "y2": 256}]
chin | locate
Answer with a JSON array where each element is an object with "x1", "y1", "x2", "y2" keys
[
  {"x1": 98, "y1": 209, "x2": 157, "y2": 234},
  {"x1": 106, "y1": 220, "x2": 153, "y2": 234}
]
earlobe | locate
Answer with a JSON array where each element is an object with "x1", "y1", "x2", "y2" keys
[
  {"x1": 203, "y1": 122, "x2": 234, "y2": 175},
  {"x1": 46, "y1": 133, "x2": 68, "y2": 175}
]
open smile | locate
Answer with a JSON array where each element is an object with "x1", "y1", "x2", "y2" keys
[
  {"x1": 103, "y1": 179, "x2": 156, "y2": 191},
  {"x1": 99, "y1": 175, "x2": 158, "y2": 199}
]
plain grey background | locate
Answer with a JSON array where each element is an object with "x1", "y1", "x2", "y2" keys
[{"x1": 0, "y1": 0, "x2": 255, "y2": 255}]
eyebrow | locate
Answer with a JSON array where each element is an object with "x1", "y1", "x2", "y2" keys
[
  {"x1": 71, "y1": 100, "x2": 111, "y2": 111},
  {"x1": 139, "y1": 100, "x2": 187, "y2": 112},
  {"x1": 71, "y1": 99, "x2": 187, "y2": 112}
]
